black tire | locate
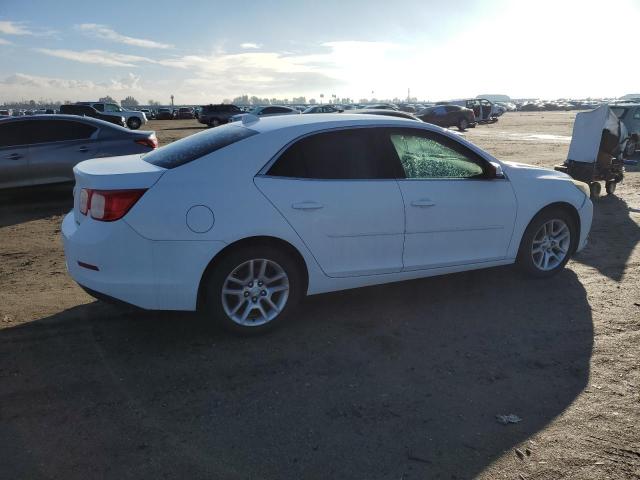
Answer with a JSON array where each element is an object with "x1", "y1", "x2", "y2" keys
[
  {"x1": 209, "y1": 118, "x2": 221, "y2": 128},
  {"x1": 624, "y1": 141, "x2": 636, "y2": 157},
  {"x1": 589, "y1": 182, "x2": 601, "y2": 200},
  {"x1": 127, "y1": 117, "x2": 141, "y2": 130},
  {"x1": 516, "y1": 208, "x2": 578, "y2": 278},
  {"x1": 605, "y1": 180, "x2": 617, "y2": 195},
  {"x1": 457, "y1": 117, "x2": 469, "y2": 131},
  {"x1": 199, "y1": 246, "x2": 304, "y2": 335}
]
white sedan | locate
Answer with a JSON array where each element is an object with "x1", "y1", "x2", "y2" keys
[{"x1": 62, "y1": 114, "x2": 593, "y2": 334}]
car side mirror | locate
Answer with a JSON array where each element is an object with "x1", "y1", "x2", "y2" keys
[{"x1": 488, "y1": 162, "x2": 505, "y2": 179}]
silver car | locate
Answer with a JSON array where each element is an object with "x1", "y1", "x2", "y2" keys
[{"x1": 0, "y1": 115, "x2": 158, "y2": 190}]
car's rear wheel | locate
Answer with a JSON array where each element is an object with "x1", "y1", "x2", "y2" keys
[
  {"x1": 517, "y1": 208, "x2": 576, "y2": 277},
  {"x1": 458, "y1": 117, "x2": 469, "y2": 131},
  {"x1": 589, "y1": 182, "x2": 601, "y2": 200},
  {"x1": 127, "y1": 117, "x2": 141, "y2": 130},
  {"x1": 209, "y1": 118, "x2": 221, "y2": 128},
  {"x1": 200, "y1": 246, "x2": 303, "y2": 335},
  {"x1": 605, "y1": 180, "x2": 617, "y2": 195}
]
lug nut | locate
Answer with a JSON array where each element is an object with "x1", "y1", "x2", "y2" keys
[
  {"x1": 244, "y1": 291, "x2": 249, "y2": 297},
  {"x1": 252, "y1": 297, "x2": 257, "y2": 303},
  {"x1": 258, "y1": 281, "x2": 263, "y2": 286},
  {"x1": 260, "y1": 290, "x2": 267, "y2": 296},
  {"x1": 248, "y1": 281, "x2": 254, "y2": 287}
]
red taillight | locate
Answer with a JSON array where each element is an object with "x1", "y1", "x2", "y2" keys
[
  {"x1": 79, "y1": 189, "x2": 147, "y2": 221},
  {"x1": 135, "y1": 135, "x2": 158, "y2": 149}
]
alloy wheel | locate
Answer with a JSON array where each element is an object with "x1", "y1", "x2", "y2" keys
[
  {"x1": 221, "y1": 258, "x2": 290, "y2": 326},
  {"x1": 531, "y1": 219, "x2": 571, "y2": 271}
]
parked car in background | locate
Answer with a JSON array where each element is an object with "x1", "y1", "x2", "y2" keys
[
  {"x1": 0, "y1": 110, "x2": 10, "y2": 117},
  {"x1": 230, "y1": 105, "x2": 300, "y2": 122},
  {"x1": 62, "y1": 114, "x2": 592, "y2": 335},
  {"x1": 417, "y1": 105, "x2": 476, "y2": 131},
  {"x1": 176, "y1": 107, "x2": 195, "y2": 119},
  {"x1": 155, "y1": 108, "x2": 175, "y2": 120},
  {"x1": 364, "y1": 103, "x2": 399, "y2": 110},
  {"x1": 446, "y1": 98, "x2": 500, "y2": 122},
  {"x1": 610, "y1": 103, "x2": 640, "y2": 155},
  {"x1": 0, "y1": 115, "x2": 157, "y2": 189},
  {"x1": 348, "y1": 109, "x2": 420, "y2": 121},
  {"x1": 76, "y1": 102, "x2": 147, "y2": 130},
  {"x1": 302, "y1": 105, "x2": 343, "y2": 113},
  {"x1": 140, "y1": 108, "x2": 155, "y2": 120},
  {"x1": 198, "y1": 104, "x2": 243, "y2": 127},
  {"x1": 60, "y1": 104, "x2": 126, "y2": 127}
]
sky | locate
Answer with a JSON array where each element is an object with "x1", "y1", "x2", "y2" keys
[{"x1": 0, "y1": 0, "x2": 638, "y2": 104}]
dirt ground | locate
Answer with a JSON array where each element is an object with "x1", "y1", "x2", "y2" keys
[{"x1": 1, "y1": 112, "x2": 639, "y2": 479}]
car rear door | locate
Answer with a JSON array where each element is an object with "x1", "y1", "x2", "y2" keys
[
  {"x1": 255, "y1": 127, "x2": 406, "y2": 277},
  {"x1": 27, "y1": 119, "x2": 99, "y2": 185},
  {"x1": 0, "y1": 120, "x2": 31, "y2": 189},
  {"x1": 387, "y1": 128, "x2": 517, "y2": 270}
]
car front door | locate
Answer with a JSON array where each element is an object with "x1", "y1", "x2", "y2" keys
[
  {"x1": 255, "y1": 127, "x2": 406, "y2": 277},
  {"x1": 0, "y1": 121, "x2": 31, "y2": 189},
  {"x1": 27, "y1": 119, "x2": 99, "y2": 185},
  {"x1": 388, "y1": 128, "x2": 517, "y2": 270}
]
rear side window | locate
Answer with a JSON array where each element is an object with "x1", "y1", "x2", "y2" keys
[
  {"x1": 0, "y1": 121, "x2": 30, "y2": 147},
  {"x1": 267, "y1": 128, "x2": 402, "y2": 180},
  {"x1": 0, "y1": 120, "x2": 96, "y2": 146},
  {"x1": 143, "y1": 124, "x2": 258, "y2": 169}
]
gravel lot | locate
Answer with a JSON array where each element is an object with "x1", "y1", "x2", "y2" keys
[{"x1": 1, "y1": 112, "x2": 639, "y2": 479}]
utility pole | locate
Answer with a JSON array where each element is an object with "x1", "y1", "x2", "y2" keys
[
  {"x1": 170, "y1": 95, "x2": 174, "y2": 107},
  {"x1": 407, "y1": 88, "x2": 410, "y2": 102}
]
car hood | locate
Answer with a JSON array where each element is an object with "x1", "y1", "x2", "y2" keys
[{"x1": 502, "y1": 161, "x2": 571, "y2": 181}]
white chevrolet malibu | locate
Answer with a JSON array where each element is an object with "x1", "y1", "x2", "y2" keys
[{"x1": 62, "y1": 114, "x2": 593, "y2": 334}]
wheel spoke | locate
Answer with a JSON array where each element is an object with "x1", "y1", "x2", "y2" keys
[
  {"x1": 258, "y1": 259, "x2": 267, "y2": 279},
  {"x1": 265, "y1": 272, "x2": 286, "y2": 285},
  {"x1": 269, "y1": 284, "x2": 289, "y2": 293},
  {"x1": 230, "y1": 299, "x2": 246, "y2": 315},
  {"x1": 263, "y1": 296, "x2": 280, "y2": 313},
  {"x1": 222, "y1": 288, "x2": 242, "y2": 297},
  {"x1": 226, "y1": 275, "x2": 245, "y2": 286}
]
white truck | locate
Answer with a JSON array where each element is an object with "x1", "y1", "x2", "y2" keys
[{"x1": 76, "y1": 102, "x2": 147, "y2": 130}]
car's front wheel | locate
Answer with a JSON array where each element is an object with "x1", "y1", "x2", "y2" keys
[
  {"x1": 517, "y1": 208, "x2": 577, "y2": 277},
  {"x1": 200, "y1": 246, "x2": 303, "y2": 335},
  {"x1": 458, "y1": 117, "x2": 469, "y2": 131}
]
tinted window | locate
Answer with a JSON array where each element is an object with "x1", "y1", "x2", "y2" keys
[
  {"x1": 143, "y1": 124, "x2": 258, "y2": 169},
  {"x1": 390, "y1": 130, "x2": 486, "y2": 179},
  {"x1": 634, "y1": 109, "x2": 640, "y2": 119},
  {"x1": 93, "y1": 104, "x2": 105, "y2": 112},
  {"x1": 0, "y1": 121, "x2": 31, "y2": 147},
  {"x1": 0, "y1": 119, "x2": 96, "y2": 146},
  {"x1": 267, "y1": 128, "x2": 402, "y2": 180},
  {"x1": 262, "y1": 107, "x2": 278, "y2": 114}
]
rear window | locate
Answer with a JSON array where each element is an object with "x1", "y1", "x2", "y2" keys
[{"x1": 143, "y1": 124, "x2": 258, "y2": 168}]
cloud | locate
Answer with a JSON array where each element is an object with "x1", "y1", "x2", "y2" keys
[
  {"x1": 0, "y1": 38, "x2": 13, "y2": 45},
  {"x1": 0, "y1": 72, "x2": 148, "y2": 102},
  {"x1": 240, "y1": 42, "x2": 261, "y2": 49},
  {"x1": 35, "y1": 48, "x2": 156, "y2": 67},
  {"x1": 0, "y1": 20, "x2": 32, "y2": 35},
  {"x1": 76, "y1": 23, "x2": 172, "y2": 49}
]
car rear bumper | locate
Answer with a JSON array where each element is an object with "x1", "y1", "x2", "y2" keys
[{"x1": 62, "y1": 212, "x2": 226, "y2": 310}]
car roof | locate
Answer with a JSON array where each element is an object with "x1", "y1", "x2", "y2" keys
[
  {"x1": 242, "y1": 113, "x2": 426, "y2": 134},
  {"x1": 0, "y1": 114, "x2": 125, "y2": 130}
]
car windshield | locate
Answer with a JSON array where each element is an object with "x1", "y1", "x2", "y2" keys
[{"x1": 143, "y1": 124, "x2": 258, "y2": 168}]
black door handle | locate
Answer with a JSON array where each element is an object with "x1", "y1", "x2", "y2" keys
[
  {"x1": 5, "y1": 153, "x2": 22, "y2": 160},
  {"x1": 77, "y1": 147, "x2": 89, "y2": 153}
]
